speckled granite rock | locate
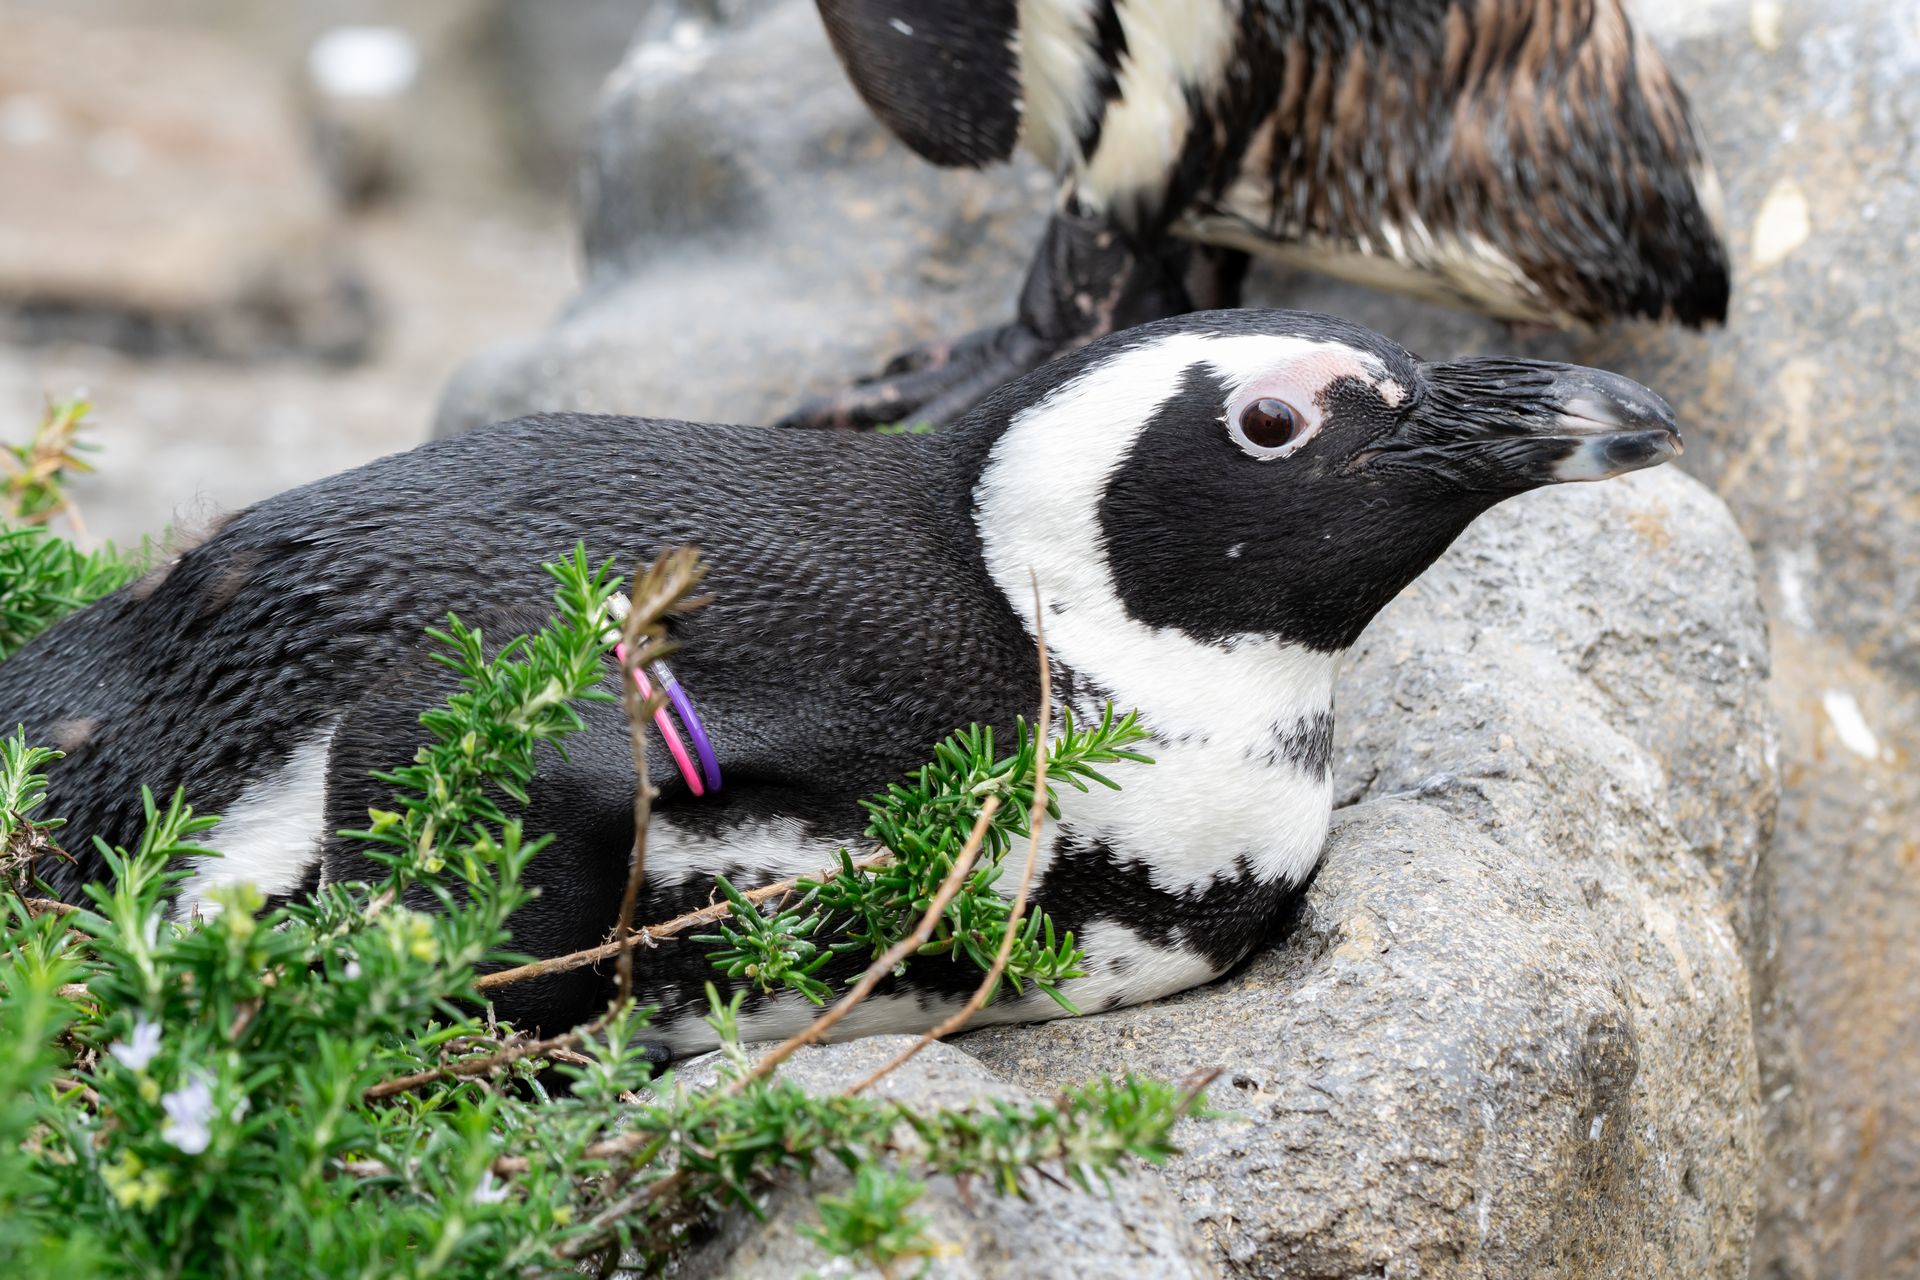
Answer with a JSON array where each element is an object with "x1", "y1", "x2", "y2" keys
[
  {"x1": 1279, "y1": 4, "x2": 1920, "y2": 1258},
  {"x1": 430, "y1": 0, "x2": 1920, "y2": 1271},
  {"x1": 433, "y1": 0, "x2": 1047, "y2": 436},
  {"x1": 665, "y1": 1037, "x2": 1220, "y2": 1280},
  {"x1": 1567, "y1": 7, "x2": 1920, "y2": 1275},
  {"x1": 963, "y1": 467, "x2": 1774, "y2": 1279}
]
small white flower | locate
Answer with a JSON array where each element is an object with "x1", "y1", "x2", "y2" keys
[
  {"x1": 343, "y1": 960, "x2": 362, "y2": 980},
  {"x1": 160, "y1": 1076, "x2": 214, "y2": 1155},
  {"x1": 108, "y1": 1016, "x2": 162, "y2": 1073},
  {"x1": 471, "y1": 1171, "x2": 511, "y2": 1205}
]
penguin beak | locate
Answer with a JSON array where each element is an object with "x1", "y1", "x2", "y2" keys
[
  {"x1": 1389, "y1": 359, "x2": 1683, "y2": 491},
  {"x1": 1529, "y1": 366, "x2": 1685, "y2": 484}
]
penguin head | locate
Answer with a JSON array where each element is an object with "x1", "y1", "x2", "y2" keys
[{"x1": 966, "y1": 309, "x2": 1680, "y2": 654}]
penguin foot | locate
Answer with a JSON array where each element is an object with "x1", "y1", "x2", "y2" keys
[
  {"x1": 778, "y1": 203, "x2": 1208, "y2": 431},
  {"x1": 777, "y1": 320, "x2": 1056, "y2": 430}
]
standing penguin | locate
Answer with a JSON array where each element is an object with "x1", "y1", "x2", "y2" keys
[
  {"x1": 784, "y1": 0, "x2": 1729, "y2": 428},
  {"x1": 2, "y1": 310, "x2": 1680, "y2": 1051}
]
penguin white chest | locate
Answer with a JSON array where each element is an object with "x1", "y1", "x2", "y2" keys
[{"x1": 1044, "y1": 675, "x2": 1336, "y2": 895}]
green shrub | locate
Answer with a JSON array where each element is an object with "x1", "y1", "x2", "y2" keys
[
  {"x1": 0, "y1": 396, "x2": 146, "y2": 662},
  {"x1": 0, "y1": 508, "x2": 1205, "y2": 1275}
]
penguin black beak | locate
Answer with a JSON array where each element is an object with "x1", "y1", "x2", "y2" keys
[
  {"x1": 1531, "y1": 366, "x2": 1685, "y2": 483},
  {"x1": 1390, "y1": 359, "x2": 1684, "y2": 491}
]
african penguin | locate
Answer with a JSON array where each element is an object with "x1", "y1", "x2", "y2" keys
[
  {"x1": 2, "y1": 310, "x2": 1681, "y2": 1054},
  {"x1": 786, "y1": 0, "x2": 1730, "y2": 428}
]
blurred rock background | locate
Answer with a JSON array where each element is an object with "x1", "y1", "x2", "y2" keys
[
  {"x1": 3, "y1": 1, "x2": 1915, "y2": 1276},
  {"x1": 0, "y1": 0, "x2": 649, "y2": 544}
]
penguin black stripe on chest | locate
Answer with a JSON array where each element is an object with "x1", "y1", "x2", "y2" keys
[
  {"x1": 790, "y1": 0, "x2": 1729, "y2": 430},
  {"x1": 0, "y1": 308, "x2": 1681, "y2": 1052}
]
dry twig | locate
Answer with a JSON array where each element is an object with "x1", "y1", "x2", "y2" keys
[
  {"x1": 490, "y1": 1125, "x2": 660, "y2": 1178},
  {"x1": 849, "y1": 578, "x2": 1053, "y2": 1094},
  {"x1": 364, "y1": 1016, "x2": 610, "y2": 1102},
  {"x1": 726, "y1": 795, "x2": 1003, "y2": 1095},
  {"x1": 611, "y1": 546, "x2": 708, "y2": 1008},
  {"x1": 50, "y1": 1076, "x2": 100, "y2": 1107},
  {"x1": 472, "y1": 853, "x2": 889, "y2": 993}
]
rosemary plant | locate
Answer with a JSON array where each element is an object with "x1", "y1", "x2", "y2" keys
[
  {"x1": 4, "y1": 395, "x2": 98, "y2": 526},
  {"x1": 0, "y1": 526, "x2": 143, "y2": 664},
  {"x1": 0, "y1": 513, "x2": 1203, "y2": 1275},
  {"x1": 1, "y1": 731, "x2": 63, "y2": 895},
  {"x1": 701, "y1": 710, "x2": 1152, "y2": 1011}
]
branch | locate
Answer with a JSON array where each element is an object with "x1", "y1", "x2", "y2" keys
[
  {"x1": 613, "y1": 643, "x2": 658, "y2": 1012},
  {"x1": 364, "y1": 1014, "x2": 612, "y2": 1102},
  {"x1": 472, "y1": 852, "x2": 889, "y2": 993},
  {"x1": 726, "y1": 795, "x2": 1002, "y2": 1095},
  {"x1": 612, "y1": 547, "x2": 706, "y2": 1008},
  {"x1": 849, "y1": 576, "x2": 1054, "y2": 1094},
  {"x1": 50, "y1": 1076, "x2": 100, "y2": 1107},
  {"x1": 491, "y1": 1124, "x2": 658, "y2": 1178}
]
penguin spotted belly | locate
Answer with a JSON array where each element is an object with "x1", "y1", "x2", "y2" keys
[
  {"x1": 632, "y1": 679, "x2": 1336, "y2": 1056},
  {"x1": 0, "y1": 309, "x2": 1684, "y2": 1049}
]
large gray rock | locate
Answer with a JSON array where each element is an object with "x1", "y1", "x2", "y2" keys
[
  {"x1": 1285, "y1": 5, "x2": 1920, "y2": 1263},
  {"x1": 1564, "y1": 7, "x2": 1920, "y2": 1275},
  {"x1": 963, "y1": 468, "x2": 1776, "y2": 1278},
  {"x1": 666, "y1": 1037, "x2": 1220, "y2": 1279}
]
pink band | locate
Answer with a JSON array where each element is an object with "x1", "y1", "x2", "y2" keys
[{"x1": 617, "y1": 643, "x2": 705, "y2": 797}]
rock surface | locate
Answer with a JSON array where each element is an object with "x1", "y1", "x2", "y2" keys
[
  {"x1": 433, "y1": 0, "x2": 1920, "y2": 1273},
  {"x1": 665, "y1": 1037, "x2": 1220, "y2": 1279},
  {"x1": 432, "y1": 0, "x2": 1049, "y2": 435},
  {"x1": 0, "y1": 10, "x2": 375, "y2": 361},
  {"x1": 1567, "y1": 7, "x2": 1920, "y2": 1275}
]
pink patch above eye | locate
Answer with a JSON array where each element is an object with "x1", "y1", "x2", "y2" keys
[{"x1": 1225, "y1": 348, "x2": 1399, "y2": 458}]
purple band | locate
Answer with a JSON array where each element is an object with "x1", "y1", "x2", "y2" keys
[{"x1": 653, "y1": 660, "x2": 721, "y2": 793}]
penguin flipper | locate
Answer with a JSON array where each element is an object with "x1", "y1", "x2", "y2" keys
[
  {"x1": 815, "y1": 0, "x2": 1022, "y2": 168},
  {"x1": 320, "y1": 656, "x2": 639, "y2": 1035}
]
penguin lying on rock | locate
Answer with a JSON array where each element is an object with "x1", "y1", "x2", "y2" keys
[
  {"x1": 785, "y1": 0, "x2": 1729, "y2": 428},
  {"x1": 5, "y1": 310, "x2": 1680, "y2": 1052}
]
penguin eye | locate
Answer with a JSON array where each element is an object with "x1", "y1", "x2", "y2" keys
[{"x1": 1232, "y1": 397, "x2": 1308, "y2": 458}]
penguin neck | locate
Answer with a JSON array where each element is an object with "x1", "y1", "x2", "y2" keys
[{"x1": 956, "y1": 364, "x2": 1341, "y2": 754}]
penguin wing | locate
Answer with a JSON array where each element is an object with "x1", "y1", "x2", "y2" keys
[
  {"x1": 1181, "y1": 0, "x2": 1729, "y2": 328},
  {"x1": 815, "y1": 0, "x2": 1022, "y2": 168}
]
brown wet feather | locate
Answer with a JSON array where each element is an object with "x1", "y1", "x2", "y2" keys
[{"x1": 1149, "y1": 0, "x2": 1728, "y2": 326}]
